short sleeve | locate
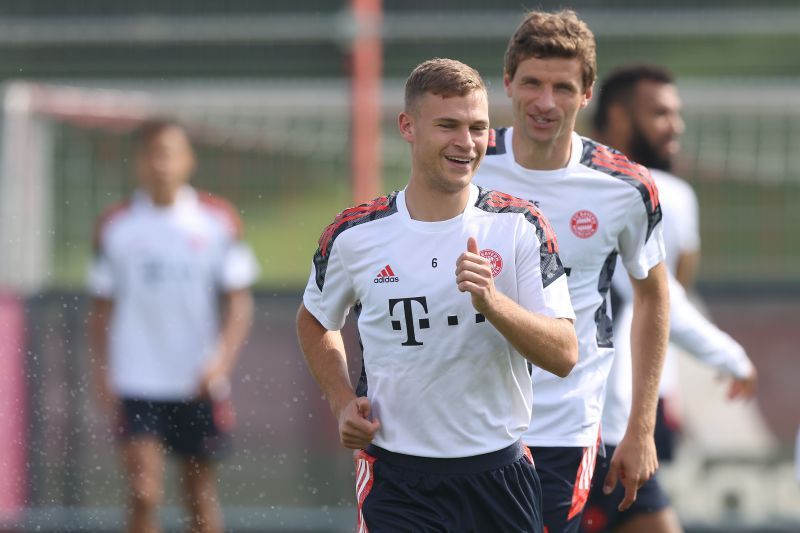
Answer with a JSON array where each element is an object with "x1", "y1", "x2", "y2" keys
[
  {"x1": 677, "y1": 184, "x2": 701, "y2": 254},
  {"x1": 618, "y1": 193, "x2": 666, "y2": 280},
  {"x1": 219, "y1": 241, "x2": 260, "y2": 290},
  {"x1": 515, "y1": 215, "x2": 574, "y2": 320},
  {"x1": 86, "y1": 252, "x2": 115, "y2": 298},
  {"x1": 302, "y1": 238, "x2": 357, "y2": 331}
]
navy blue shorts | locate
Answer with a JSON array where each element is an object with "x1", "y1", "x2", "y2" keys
[
  {"x1": 118, "y1": 397, "x2": 234, "y2": 461},
  {"x1": 655, "y1": 397, "x2": 680, "y2": 462},
  {"x1": 580, "y1": 445, "x2": 670, "y2": 533},
  {"x1": 355, "y1": 441, "x2": 543, "y2": 532},
  {"x1": 528, "y1": 440, "x2": 601, "y2": 533}
]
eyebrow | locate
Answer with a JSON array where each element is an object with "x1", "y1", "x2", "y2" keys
[{"x1": 434, "y1": 117, "x2": 490, "y2": 127}]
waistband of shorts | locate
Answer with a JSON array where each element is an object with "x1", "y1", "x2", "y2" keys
[{"x1": 364, "y1": 441, "x2": 525, "y2": 475}]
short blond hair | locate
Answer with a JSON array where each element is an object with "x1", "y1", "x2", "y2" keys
[
  {"x1": 504, "y1": 9, "x2": 597, "y2": 90},
  {"x1": 404, "y1": 58, "x2": 487, "y2": 112}
]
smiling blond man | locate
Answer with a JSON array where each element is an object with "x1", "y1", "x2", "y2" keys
[{"x1": 297, "y1": 58, "x2": 577, "y2": 532}]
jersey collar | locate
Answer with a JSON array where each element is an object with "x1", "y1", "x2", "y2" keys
[
  {"x1": 397, "y1": 183, "x2": 479, "y2": 232},
  {"x1": 505, "y1": 128, "x2": 583, "y2": 181},
  {"x1": 133, "y1": 185, "x2": 197, "y2": 213}
]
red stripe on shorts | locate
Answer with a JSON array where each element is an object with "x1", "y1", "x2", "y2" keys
[
  {"x1": 355, "y1": 450, "x2": 377, "y2": 533},
  {"x1": 567, "y1": 432, "x2": 601, "y2": 520}
]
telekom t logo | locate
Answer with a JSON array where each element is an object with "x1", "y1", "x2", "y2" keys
[{"x1": 388, "y1": 297, "x2": 429, "y2": 346}]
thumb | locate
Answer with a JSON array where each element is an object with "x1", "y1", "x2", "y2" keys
[
  {"x1": 355, "y1": 396, "x2": 372, "y2": 420},
  {"x1": 356, "y1": 397, "x2": 381, "y2": 432},
  {"x1": 467, "y1": 236, "x2": 479, "y2": 255}
]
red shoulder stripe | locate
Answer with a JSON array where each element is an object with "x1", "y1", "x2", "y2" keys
[
  {"x1": 485, "y1": 191, "x2": 558, "y2": 253},
  {"x1": 93, "y1": 200, "x2": 130, "y2": 252},
  {"x1": 318, "y1": 196, "x2": 391, "y2": 257},
  {"x1": 198, "y1": 191, "x2": 243, "y2": 239},
  {"x1": 488, "y1": 128, "x2": 497, "y2": 148},
  {"x1": 591, "y1": 151, "x2": 659, "y2": 209}
]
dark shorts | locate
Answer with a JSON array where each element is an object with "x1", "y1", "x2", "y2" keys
[
  {"x1": 655, "y1": 397, "x2": 680, "y2": 462},
  {"x1": 118, "y1": 397, "x2": 234, "y2": 461},
  {"x1": 528, "y1": 440, "x2": 601, "y2": 533},
  {"x1": 355, "y1": 441, "x2": 543, "y2": 533},
  {"x1": 580, "y1": 445, "x2": 670, "y2": 533}
]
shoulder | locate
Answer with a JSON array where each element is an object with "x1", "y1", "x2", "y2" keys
[
  {"x1": 93, "y1": 199, "x2": 132, "y2": 251},
  {"x1": 578, "y1": 136, "x2": 660, "y2": 214},
  {"x1": 485, "y1": 127, "x2": 509, "y2": 157},
  {"x1": 651, "y1": 169, "x2": 697, "y2": 203},
  {"x1": 197, "y1": 190, "x2": 243, "y2": 239},
  {"x1": 316, "y1": 192, "x2": 399, "y2": 259},
  {"x1": 473, "y1": 187, "x2": 559, "y2": 253}
]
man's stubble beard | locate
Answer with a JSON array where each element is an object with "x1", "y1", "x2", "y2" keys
[{"x1": 628, "y1": 120, "x2": 672, "y2": 172}]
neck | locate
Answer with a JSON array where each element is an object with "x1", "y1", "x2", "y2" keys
[
  {"x1": 512, "y1": 129, "x2": 573, "y2": 171},
  {"x1": 148, "y1": 186, "x2": 181, "y2": 206},
  {"x1": 404, "y1": 179, "x2": 471, "y2": 222},
  {"x1": 595, "y1": 131, "x2": 631, "y2": 159}
]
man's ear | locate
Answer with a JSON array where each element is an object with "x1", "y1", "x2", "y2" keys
[
  {"x1": 504, "y1": 72, "x2": 513, "y2": 98},
  {"x1": 398, "y1": 111, "x2": 415, "y2": 143},
  {"x1": 580, "y1": 82, "x2": 594, "y2": 110},
  {"x1": 608, "y1": 103, "x2": 633, "y2": 140}
]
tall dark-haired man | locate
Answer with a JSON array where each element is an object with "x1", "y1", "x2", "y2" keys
[{"x1": 473, "y1": 10, "x2": 670, "y2": 533}]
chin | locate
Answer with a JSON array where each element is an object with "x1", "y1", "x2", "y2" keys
[{"x1": 440, "y1": 176, "x2": 472, "y2": 194}]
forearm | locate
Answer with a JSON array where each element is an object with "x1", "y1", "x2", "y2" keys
[
  {"x1": 668, "y1": 278, "x2": 753, "y2": 378},
  {"x1": 215, "y1": 288, "x2": 255, "y2": 376},
  {"x1": 87, "y1": 298, "x2": 112, "y2": 386},
  {"x1": 483, "y1": 292, "x2": 577, "y2": 377},
  {"x1": 296, "y1": 304, "x2": 356, "y2": 416},
  {"x1": 627, "y1": 263, "x2": 669, "y2": 436}
]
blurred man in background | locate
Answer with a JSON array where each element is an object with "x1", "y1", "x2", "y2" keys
[
  {"x1": 297, "y1": 58, "x2": 577, "y2": 532},
  {"x1": 87, "y1": 120, "x2": 259, "y2": 533},
  {"x1": 584, "y1": 63, "x2": 758, "y2": 533},
  {"x1": 473, "y1": 9, "x2": 670, "y2": 533}
]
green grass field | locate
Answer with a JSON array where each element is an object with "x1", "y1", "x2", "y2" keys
[{"x1": 50, "y1": 178, "x2": 800, "y2": 290}]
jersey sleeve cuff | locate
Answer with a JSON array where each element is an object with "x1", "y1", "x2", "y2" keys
[{"x1": 302, "y1": 295, "x2": 345, "y2": 331}]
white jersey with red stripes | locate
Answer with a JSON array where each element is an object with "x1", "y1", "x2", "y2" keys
[
  {"x1": 87, "y1": 186, "x2": 260, "y2": 400},
  {"x1": 473, "y1": 128, "x2": 665, "y2": 448},
  {"x1": 303, "y1": 184, "x2": 575, "y2": 458}
]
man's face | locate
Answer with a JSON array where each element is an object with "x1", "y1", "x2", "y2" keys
[
  {"x1": 398, "y1": 90, "x2": 490, "y2": 194},
  {"x1": 504, "y1": 56, "x2": 592, "y2": 149},
  {"x1": 136, "y1": 126, "x2": 195, "y2": 199},
  {"x1": 627, "y1": 81, "x2": 684, "y2": 171}
]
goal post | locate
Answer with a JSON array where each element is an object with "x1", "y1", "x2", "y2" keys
[{"x1": 349, "y1": 0, "x2": 383, "y2": 205}]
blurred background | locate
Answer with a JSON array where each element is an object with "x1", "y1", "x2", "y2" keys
[{"x1": 0, "y1": 0, "x2": 797, "y2": 531}]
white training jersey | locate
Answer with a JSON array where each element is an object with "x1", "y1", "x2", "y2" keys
[
  {"x1": 87, "y1": 186, "x2": 260, "y2": 400},
  {"x1": 604, "y1": 170, "x2": 752, "y2": 445},
  {"x1": 652, "y1": 169, "x2": 700, "y2": 274},
  {"x1": 473, "y1": 128, "x2": 665, "y2": 448},
  {"x1": 302, "y1": 184, "x2": 574, "y2": 458}
]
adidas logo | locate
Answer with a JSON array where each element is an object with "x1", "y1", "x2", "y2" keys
[{"x1": 373, "y1": 264, "x2": 399, "y2": 284}]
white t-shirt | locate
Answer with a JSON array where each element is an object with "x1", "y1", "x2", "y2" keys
[
  {"x1": 604, "y1": 170, "x2": 752, "y2": 445},
  {"x1": 302, "y1": 184, "x2": 575, "y2": 458},
  {"x1": 653, "y1": 169, "x2": 700, "y2": 274},
  {"x1": 473, "y1": 128, "x2": 665, "y2": 448},
  {"x1": 87, "y1": 186, "x2": 260, "y2": 400}
]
